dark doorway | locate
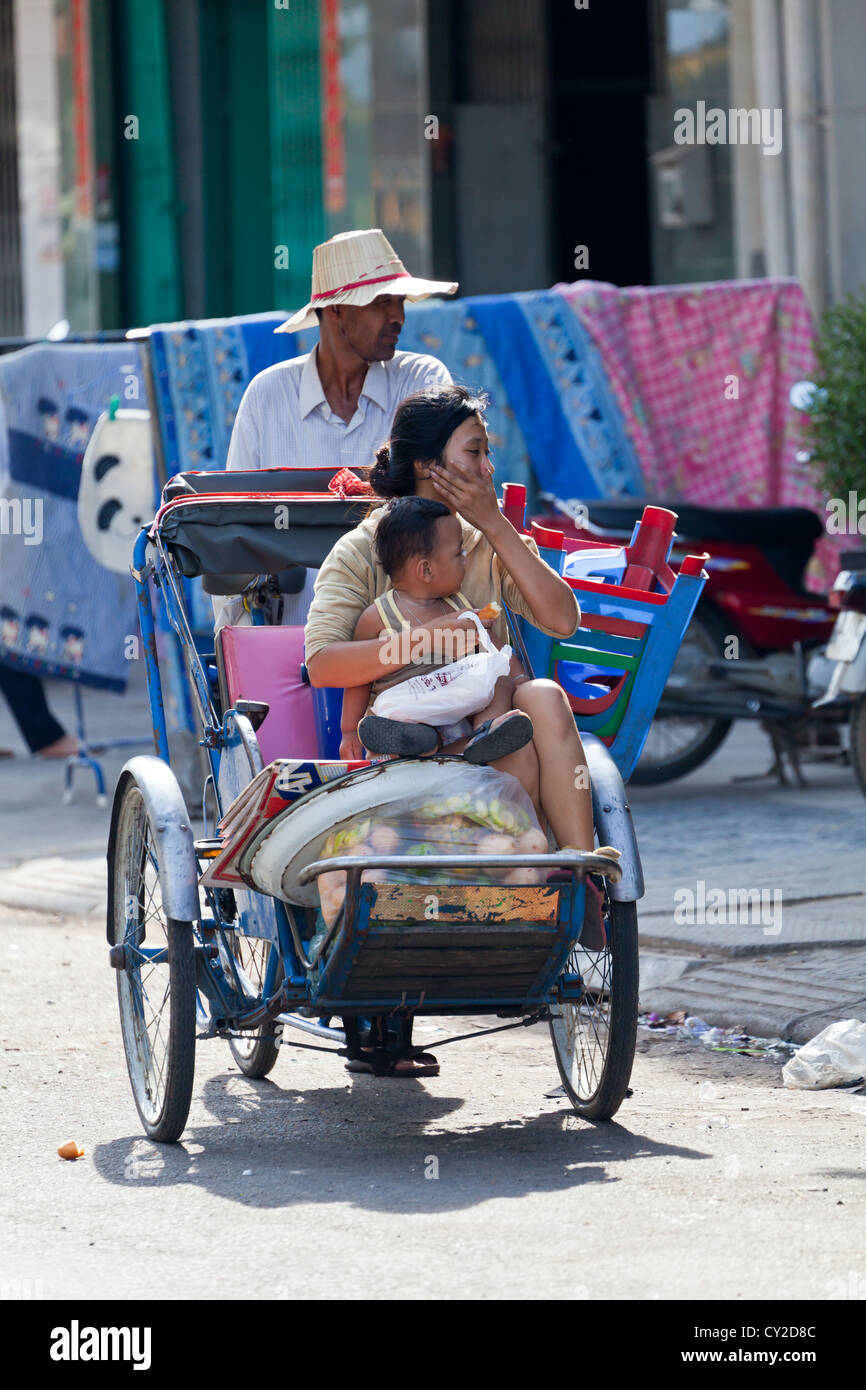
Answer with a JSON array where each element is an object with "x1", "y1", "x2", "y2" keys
[{"x1": 547, "y1": 1, "x2": 653, "y2": 288}]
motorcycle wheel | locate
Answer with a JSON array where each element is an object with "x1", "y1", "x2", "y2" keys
[
  {"x1": 631, "y1": 603, "x2": 734, "y2": 786},
  {"x1": 850, "y1": 695, "x2": 866, "y2": 798}
]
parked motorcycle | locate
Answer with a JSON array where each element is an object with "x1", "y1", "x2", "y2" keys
[{"x1": 533, "y1": 493, "x2": 843, "y2": 785}]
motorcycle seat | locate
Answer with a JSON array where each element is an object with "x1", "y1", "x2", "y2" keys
[{"x1": 579, "y1": 499, "x2": 823, "y2": 548}]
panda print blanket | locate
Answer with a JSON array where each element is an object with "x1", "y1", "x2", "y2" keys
[{"x1": 0, "y1": 344, "x2": 142, "y2": 690}]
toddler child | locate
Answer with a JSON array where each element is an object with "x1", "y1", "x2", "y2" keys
[{"x1": 339, "y1": 496, "x2": 533, "y2": 763}]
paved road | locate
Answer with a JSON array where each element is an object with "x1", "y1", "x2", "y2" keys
[
  {"x1": 2, "y1": 912, "x2": 864, "y2": 1302},
  {"x1": 2, "y1": 676, "x2": 865, "y2": 1301}
]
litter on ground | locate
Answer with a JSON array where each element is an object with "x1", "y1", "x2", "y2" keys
[{"x1": 640, "y1": 1011, "x2": 798, "y2": 1060}]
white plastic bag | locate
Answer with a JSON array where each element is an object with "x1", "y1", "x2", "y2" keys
[
  {"x1": 782, "y1": 1019, "x2": 866, "y2": 1089},
  {"x1": 371, "y1": 611, "x2": 511, "y2": 726}
]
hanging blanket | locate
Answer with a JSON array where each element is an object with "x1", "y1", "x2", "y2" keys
[
  {"x1": 395, "y1": 292, "x2": 645, "y2": 504},
  {"x1": 0, "y1": 344, "x2": 142, "y2": 690},
  {"x1": 148, "y1": 311, "x2": 297, "y2": 476},
  {"x1": 557, "y1": 278, "x2": 835, "y2": 586},
  {"x1": 147, "y1": 295, "x2": 645, "y2": 512}
]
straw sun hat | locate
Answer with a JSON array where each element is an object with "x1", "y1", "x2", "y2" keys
[{"x1": 275, "y1": 228, "x2": 458, "y2": 333}]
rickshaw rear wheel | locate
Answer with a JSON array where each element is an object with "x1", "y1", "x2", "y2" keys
[
  {"x1": 110, "y1": 780, "x2": 197, "y2": 1144},
  {"x1": 549, "y1": 894, "x2": 639, "y2": 1121},
  {"x1": 224, "y1": 935, "x2": 284, "y2": 1079}
]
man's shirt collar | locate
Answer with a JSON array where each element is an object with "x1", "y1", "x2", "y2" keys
[
  {"x1": 299, "y1": 347, "x2": 391, "y2": 420},
  {"x1": 360, "y1": 359, "x2": 389, "y2": 410},
  {"x1": 299, "y1": 347, "x2": 327, "y2": 419}
]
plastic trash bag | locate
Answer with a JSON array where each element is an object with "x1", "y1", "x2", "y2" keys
[
  {"x1": 371, "y1": 611, "x2": 512, "y2": 726},
  {"x1": 315, "y1": 766, "x2": 548, "y2": 928},
  {"x1": 782, "y1": 1019, "x2": 866, "y2": 1089}
]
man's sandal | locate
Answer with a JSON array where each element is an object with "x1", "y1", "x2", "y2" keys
[
  {"x1": 345, "y1": 1050, "x2": 440, "y2": 1077},
  {"x1": 463, "y1": 711, "x2": 533, "y2": 764}
]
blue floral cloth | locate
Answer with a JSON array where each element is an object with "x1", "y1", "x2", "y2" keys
[
  {"x1": 146, "y1": 291, "x2": 645, "y2": 507},
  {"x1": 148, "y1": 312, "x2": 298, "y2": 476}
]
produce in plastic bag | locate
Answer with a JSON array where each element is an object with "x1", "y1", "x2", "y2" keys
[{"x1": 314, "y1": 767, "x2": 549, "y2": 928}]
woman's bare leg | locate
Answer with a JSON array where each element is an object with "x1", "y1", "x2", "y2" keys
[
  {"x1": 512, "y1": 679, "x2": 594, "y2": 849},
  {"x1": 488, "y1": 738, "x2": 541, "y2": 818},
  {"x1": 469, "y1": 674, "x2": 516, "y2": 729},
  {"x1": 440, "y1": 694, "x2": 541, "y2": 818}
]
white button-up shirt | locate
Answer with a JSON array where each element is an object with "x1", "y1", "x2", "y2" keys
[
  {"x1": 215, "y1": 345, "x2": 451, "y2": 630},
  {"x1": 226, "y1": 346, "x2": 452, "y2": 473}
]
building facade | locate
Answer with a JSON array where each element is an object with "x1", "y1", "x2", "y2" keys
[{"x1": 1, "y1": 0, "x2": 864, "y2": 336}]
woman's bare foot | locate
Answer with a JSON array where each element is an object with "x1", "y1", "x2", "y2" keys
[{"x1": 36, "y1": 734, "x2": 80, "y2": 759}]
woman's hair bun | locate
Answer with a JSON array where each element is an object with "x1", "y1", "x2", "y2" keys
[{"x1": 369, "y1": 441, "x2": 400, "y2": 497}]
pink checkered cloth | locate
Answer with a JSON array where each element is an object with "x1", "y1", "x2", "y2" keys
[{"x1": 557, "y1": 278, "x2": 838, "y2": 588}]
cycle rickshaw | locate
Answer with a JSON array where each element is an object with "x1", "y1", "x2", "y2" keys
[{"x1": 107, "y1": 466, "x2": 707, "y2": 1141}]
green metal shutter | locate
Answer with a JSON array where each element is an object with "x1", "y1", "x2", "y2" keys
[
  {"x1": 267, "y1": 0, "x2": 325, "y2": 316},
  {"x1": 199, "y1": 0, "x2": 273, "y2": 317},
  {"x1": 115, "y1": 0, "x2": 182, "y2": 325}
]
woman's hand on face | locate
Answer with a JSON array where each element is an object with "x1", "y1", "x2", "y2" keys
[{"x1": 430, "y1": 453, "x2": 500, "y2": 532}]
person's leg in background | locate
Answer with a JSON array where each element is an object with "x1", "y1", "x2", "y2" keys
[{"x1": 0, "y1": 665, "x2": 78, "y2": 757}]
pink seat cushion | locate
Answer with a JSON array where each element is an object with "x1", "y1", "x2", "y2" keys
[{"x1": 218, "y1": 625, "x2": 319, "y2": 764}]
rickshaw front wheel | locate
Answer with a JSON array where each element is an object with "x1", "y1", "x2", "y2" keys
[
  {"x1": 110, "y1": 780, "x2": 197, "y2": 1144},
  {"x1": 549, "y1": 896, "x2": 639, "y2": 1121}
]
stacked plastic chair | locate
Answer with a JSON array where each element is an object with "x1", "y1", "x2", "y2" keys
[{"x1": 500, "y1": 485, "x2": 708, "y2": 783}]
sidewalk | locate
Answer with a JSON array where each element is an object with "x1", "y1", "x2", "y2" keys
[
  {"x1": 0, "y1": 667, "x2": 154, "y2": 873},
  {"x1": 639, "y1": 946, "x2": 866, "y2": 1044},
  {"x1": 629, "y1": 721, "x2": 866, "y2": 1042},
  {"x1": 1, "y1": 678, "x2": 864, "y2": 1045}
]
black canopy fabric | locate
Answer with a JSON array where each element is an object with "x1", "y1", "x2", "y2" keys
[
  {"x1": 162, "y1": 467, "x2": 353, "y2": 499},
  {"x1": 156, "y1": 495, "x2": 370, "y2": 576}
]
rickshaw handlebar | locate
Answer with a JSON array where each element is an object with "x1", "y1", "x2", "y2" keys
[{"x1": 298, "y1": 850, "x2": 623, "y2": 885}]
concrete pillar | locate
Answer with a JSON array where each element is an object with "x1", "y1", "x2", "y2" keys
[
  {"x1": 730, "y1": 0, "x2": 765, "y2": 278},
  {"x1": 751, "y1": 0, "x2": 789, "y2": 277},
  {"x1": 818, "y1": 0, "x2": 866, "y2": 302},
  {"x1": 783, "y1": 0, "x2": 826, "y2": 315},
  {"x1": 12, "y1": 0, "x2": 64, "y2": 336}
]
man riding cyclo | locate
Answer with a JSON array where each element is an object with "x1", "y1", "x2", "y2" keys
[
  {"x1": 215, "y1": 228, "x2": 457, "y2": 629},
  {"x1": 219, "y1": 230, "x2": 613, "y2": 1077}
]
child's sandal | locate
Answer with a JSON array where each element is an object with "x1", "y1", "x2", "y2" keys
[{"x1": 358, "y1": 714, "x2": 440, "y2": 757}]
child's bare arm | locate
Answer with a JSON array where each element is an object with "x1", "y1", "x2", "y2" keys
[
  {"x1": 339, "y1": 684, "x2": 370, "y2": 759},
  {"x1": 339, "y1": 605, "x2": 385, "y2": 758}
]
